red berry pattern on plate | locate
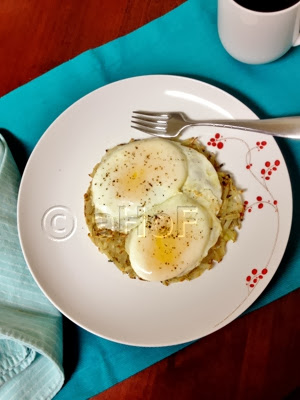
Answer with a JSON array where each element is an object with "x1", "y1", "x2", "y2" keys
[
  {"x1": 207, "y1": 133, "x2": 224, "y2": 149},
  {"x1": 256, "y1": 140, "x2": 267, "y2": 150},
  {"x1": 246, "y1": 268, "x2": 268, "y2": 290},
  {"x1": 209, "y1": 135, "x2": 282, "y2": 327},
  {"x1": 244, "y1": 196, "x2": 278, "y2": 213},
  {"x1": 208, "y1": 135, "x2": 283, "y2": 328},
  {"x1": 205, "y1": 135, "x2": 281, "y2": 218},
  {"x1": 261, "y1": 159, "x2": 280, "y2": 181}
]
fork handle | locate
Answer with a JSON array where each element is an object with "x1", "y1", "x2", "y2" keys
[{"x1": 188, "y1": 116, "x2": 300, "y2": 139}]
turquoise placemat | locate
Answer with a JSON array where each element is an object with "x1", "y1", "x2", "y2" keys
[{"x1": 0, "y1": 0, "x2": 299, "y2": 398}]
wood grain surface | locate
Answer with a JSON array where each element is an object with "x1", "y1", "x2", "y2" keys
[{"x1": 1, "y1": 1, "x2": 299, "y2": 400}]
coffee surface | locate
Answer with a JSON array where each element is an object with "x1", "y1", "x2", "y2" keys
[{"x1": 234, "y1": 0, "x2": 299, "y2": 12}]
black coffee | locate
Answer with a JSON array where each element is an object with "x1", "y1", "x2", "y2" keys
[{"x1": 234, "y1": 0, "x2": 299, "y2": 12}]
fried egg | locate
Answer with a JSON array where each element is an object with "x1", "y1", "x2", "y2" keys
[
  {"x1": 125, "y1": 193, "x2": 221, "y2": 282},
  {"x1": 91, "y1": 138, "x2": 187, "y2": 232}
]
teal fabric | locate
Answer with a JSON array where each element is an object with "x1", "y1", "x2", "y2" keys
[
  {"x1": 0, "y1": 135, "x2": 64, "y2": 399},
  {"x1": 0, "y1": 0, "x2": 299, "y2": 399}
]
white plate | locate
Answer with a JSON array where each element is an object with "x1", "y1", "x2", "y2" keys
[{"x1": 18, "y1": 75, "x2": 292, "y2": 346}]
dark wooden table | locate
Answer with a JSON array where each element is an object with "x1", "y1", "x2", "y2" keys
[{"x1": 1, "y1": 1, "x2": 299, "y2": 399}]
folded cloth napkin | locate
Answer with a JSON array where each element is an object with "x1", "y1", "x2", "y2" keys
[
  {"x1": 0, "y1": 135, "x2": 64, "y2": 399},
  {"x1": 0, "y1": 0, "x2": 299, "y2": 399}
]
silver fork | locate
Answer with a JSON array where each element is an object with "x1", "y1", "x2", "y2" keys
[{"x1": 131, "y1": 111, "x2": 300, "y2": 139}]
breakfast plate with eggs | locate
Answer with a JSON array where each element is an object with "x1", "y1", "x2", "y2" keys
[{"x1": 18, "y1": 75, "x2": 292, "y2": 346}]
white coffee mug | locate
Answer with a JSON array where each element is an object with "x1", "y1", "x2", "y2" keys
[{"x1": 218, "y1": 0, "x2": 300, "y2": 64}]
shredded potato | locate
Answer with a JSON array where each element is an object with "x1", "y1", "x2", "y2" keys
[{"x1": 84, "y1": 137, "x2": 244, "y2": 285}]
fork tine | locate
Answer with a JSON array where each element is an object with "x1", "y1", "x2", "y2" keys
[
  {"x1": 131, "y1": 116, "x2": 167, "y2": 126},
  {"x1": 131, "y1": 120, "x2": 166, "y2": 131},
  {"x1": 131, "y1": 124, "x2": 161, "y2": 135},
  {"x1": 133, "y1": 110, "x2": 169, "y2": 119}
]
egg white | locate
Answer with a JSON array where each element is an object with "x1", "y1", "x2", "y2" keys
[{"x1": 173, "y1": 143, "x2": 222, "y2": 214}]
